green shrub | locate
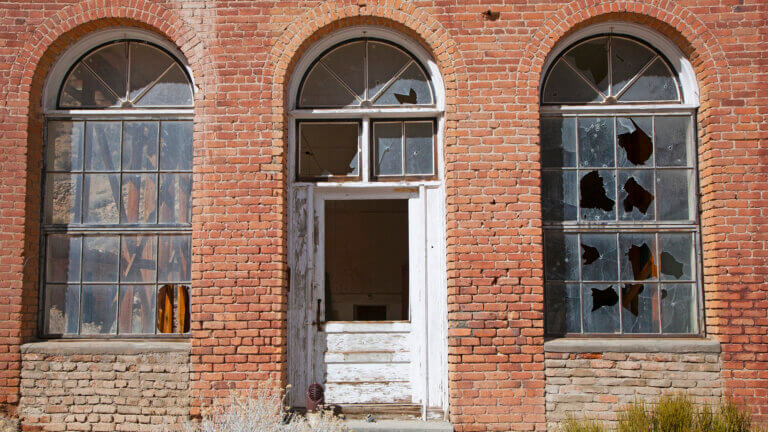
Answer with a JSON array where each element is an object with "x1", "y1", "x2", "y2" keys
[{"x1": 559, "y1": 395, "x2": 765, "y2": 432}]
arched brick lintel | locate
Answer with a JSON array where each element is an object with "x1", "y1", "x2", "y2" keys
[{"x1": 516, "y1": 1, "x2": 732, "y2": 107}]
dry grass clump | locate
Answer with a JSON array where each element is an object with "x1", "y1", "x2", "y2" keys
[
  {"x1": 184, "y1": 383, "x2": 346, "y2": 432},
  {"x1": 560, "y1": 395, "x2": 767, "y2": 432}
]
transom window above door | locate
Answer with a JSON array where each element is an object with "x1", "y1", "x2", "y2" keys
[
  {"x1": 298, "y1": 39, "x2": 434, "y2": 108},
  {"x1": 294, "y1": 38, "x2": 439, "y2": 182}
]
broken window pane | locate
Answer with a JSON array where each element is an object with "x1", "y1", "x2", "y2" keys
[
  {"x1": 82, "y1": 236, "x2": 119, "y2": 282},
  {"x1": 159, "y1": 174, "x2": 192, "y2": 224},
  {"x1": 47, "y1": 121, "x2": 84, "y2": 171},
  {"x1": 621, "y1": 283, "x2": 660, "y2": 334},
  {"x1": 661, "y1": 283, "x2": 697, "y2": 333},
  {"x1": 374, "y1": 62, "x2": 432, "y2": 106},
  {"x1": 656, "y1": 169, "x2": 692, "y2": 220},
  {"x1": 545, "y1": 283, "x2": 581, "y2": 334},
  {"x1": 118, "y1": 285, "x2": 155, "y2": 334},
  {"x1": 542, "y1": 171, "x2": 577, "y2": 221},
  {"x1": 544, "y1": 233, "x2": 579, "y2": 281},
  {"x1": 122, "y1": 122, "x2": 158, "y2": 171},
  {"x1": 404, "y1": 122, "x2": 434, "y2": 175},
  {"x1": 157, "y1": 284, "x2": 190, "y2": 333},
  {"x1": 620, "y1": 233, "x2": 657, "y2": 281},
  {"x1": 619, "y1": 170, "x2": 655, "y2": 220},
  {"x1": 120, "y1": 235, "x2": 157, "y2": 283},
  {"x1": 85, "y1": 122, "x2": 121, "y2": 171},
  {"x1": 84, "y1": 174, "x2": 120, "y2": 224},
  {"x1": 80, "y1": 284, "x2": 117, "y2": 334},
  {"x1": 122, "y1": 174, "x2": 157, "y2": 223},
  {"x1": 619, "y1": 58, "x2": 678, "y2": 102},
  {"x1": 542, "y1": 59, "x2": 602, "y2": 104},
  {"x1": 374, "y1": 122, "x2": 403, "y2": 176},
  {"x1": 46, "y1": 235, "x2": 82, "y2": 283},
  {"x1": 582, "y1": 283, "x2": 619, "y2": 333},
  {"x1": 564, "y1": 37, "x2": 609, "y2": 96},
  {"x1": 541, "y1": 117, "x2": 577, "y2": 168},
  {"x1": 45, "y1": 284, "x2": 80, "y2": 335},
  {"x1": 655, "y1": 116, "x2": 692, "y2": 167},
  {"x1": 45, "y1": 174, "x2": 82, "y2": 224},
  {"x1": 298, "y1": 122, "x2": 359, "y2": 178},
  {"x1": 616, "y1": 117, "x2": 653, "y2": 167},
  {"x1": 611, "y1": 37, "x2": 656, "y2": 95},
  {"x1": 579, "y1": 170, "x2": 615, "y2": 221},
  {"x1": 659, "y1": 233, "x2": 693, "y2": 280},
  {"x1": 158, "y1": 235, "x2": 191, "y2": 282},
  {"x1": 578, "y1": 117, "x2": 614, "y2": 168},
  {"x1": 160, "y1": 121, "x2": 193, "y2": 171},
  {"x1": 367, "y1": 42, "x2": 411, "y2": 99},
  {"x1": 580, "y1": 234, "x2": 618, "y2": 281}
]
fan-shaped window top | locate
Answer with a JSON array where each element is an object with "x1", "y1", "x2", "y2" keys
[
  {"x1": 58, "y1": 41, "x2": 193, "y2": 109},
  {"x1": 298, "y1": 39, "x2": 434, "y2": 108},
  {"x1": 542, "y1": 36, "x2": 681, "y2": 105}
]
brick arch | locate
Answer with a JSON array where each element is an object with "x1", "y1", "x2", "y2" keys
[
  {"x1": 2, "y1": 0, "x2": 213, "y2": 107},
  {"x1": 515, "y1": 1, "x2": 731, "y2": 107},
  {"x1": 264, "y1": 0, "x2": 468, "y2": 154}
]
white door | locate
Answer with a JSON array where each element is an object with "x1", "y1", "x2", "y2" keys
[{"x1": 288, "y1": 185, "x2": 448, "y2": 416}]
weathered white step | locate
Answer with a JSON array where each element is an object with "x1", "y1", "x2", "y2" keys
[{"x1": 343, "y1": 420, "x2": 453, "y2": 432}]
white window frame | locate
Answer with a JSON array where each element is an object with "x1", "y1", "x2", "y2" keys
[{"x1": 540, "y1": 24, "x2": 705, "y2": 336}]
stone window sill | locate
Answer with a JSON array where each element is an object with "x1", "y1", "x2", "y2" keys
[
  {"x1": 21, "y1": 339, "x2": 191, "y2": 356},
  {"x1": 544, "y1": 337, "x2": 721, "y2": 354}
]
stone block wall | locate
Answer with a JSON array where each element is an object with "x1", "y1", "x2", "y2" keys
[
  {"x1": 545, "y1": 340, "x2": 723, "y2": 429},
  {"x1": 18, "y1": 342, "x2": 189, "y2": 432}
]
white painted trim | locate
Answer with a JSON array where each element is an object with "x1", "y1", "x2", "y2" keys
[
  {"x1": 42, "y1": 27, "x2": 195, "y2": 113},
  {"x1": 540, "y1": 22, "x2": 699, "y2": 106},
  {"x1": 287, "y1": 26, "x2": 446, "y2": 112}
]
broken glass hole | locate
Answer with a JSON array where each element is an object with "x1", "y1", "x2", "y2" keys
[
  {"x1": 622, "y1": 177, "x2": 654, "y2": 214},
  {"x1": 621, "y1": 283, "x2": 644, "y2": 316},
  {"x1": 580, "y1": 170, "x2": 615, "y2": 211},
  {"x1": 581, "y1": 243, "x2": 599, "y2": 265},
  {"x1": 626, "y1": 243, "x2": 657, "y2": 280},
  {"x1": 660, "y1": 251, "x2": 684, "y2": 279},
  {"x1": 591, "y1": 285, "x2": 618, "y2": 311},
  {"x1": 617, "y1": 118, "x2": 653, "y2": 165}
]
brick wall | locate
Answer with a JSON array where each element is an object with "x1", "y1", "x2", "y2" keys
[
  {"x1": 545, "y1": 340, "x2": 723, "y2": 429},
  {"x1": 18, "y1": 342, "x2": 189, "y2": 432},
  {"x1": 0, "y1": 1, "x2": 764, "y2": 431}
]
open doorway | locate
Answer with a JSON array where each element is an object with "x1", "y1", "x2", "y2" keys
[{"x1": 324, "y1": 199, "x2": 409, "y2": 322}]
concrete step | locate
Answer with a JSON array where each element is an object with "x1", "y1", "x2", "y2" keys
[{"x1": 343, "y1": 419, "x2": 453, "y2": 432}]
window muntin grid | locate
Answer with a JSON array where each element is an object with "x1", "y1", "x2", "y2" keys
[
  {"x1": 541, "y1": 35, "x2": 682, "y2": 105},
  {"x1": 541, "y1": 110, "x2": 700, "y2": 334},
  {"x1": 43, "y1": 39, "x2": 193, "y2": 338},
  {"x1": 294, "y1": 38, "x2": 439, "y2": 183}
]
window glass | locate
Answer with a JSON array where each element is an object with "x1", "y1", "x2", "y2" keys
[
  {"x1": 45, "y1": 40, "x2": 193, "y2": 337},
  {"x1": 541, "y1": 36, "x2": 680, "y2": 105},
  {"x1": 298, "y1": 122, "x2": 359, "y2": 179},
  {"x1": 542, "y1": 109, "x2": 698, "y2": 335}
]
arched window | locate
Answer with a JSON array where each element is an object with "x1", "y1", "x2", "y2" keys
[
  {"x1": 294, "y1": 38, "x2": 437, "y2": 181},
  {"x1": 41, "y1": 37, "x2": 193, "y2": 337},
  {"x1": 541, "y1": 32, "x2": 701, "y2": 335}
]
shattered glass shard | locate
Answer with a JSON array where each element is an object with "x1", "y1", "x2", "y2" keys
[
  {"x1": 622, "y1": 177, "x2": 654, "y2": 214},
  {"x1": 580, "y1": 170, "x2": 615, "y2": 211},
  {"x1": 627, "y1": 243, "x2": 657, "y2": 280},
  {"x1": 591, "y1": 286, "x2": 618, "y2": 311},
  {"x1": 581, "y1": 243, "x2": 600, "y2": 265},
  {"x1": 660, "y1": 251, "x2": 684, "y2": 279},
  {"x1": 617, "y1": 118, "x2": 653, "y2": 165},
  {"x1": 622, "y1": 283, "x2": 644, "y2": 316}
]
